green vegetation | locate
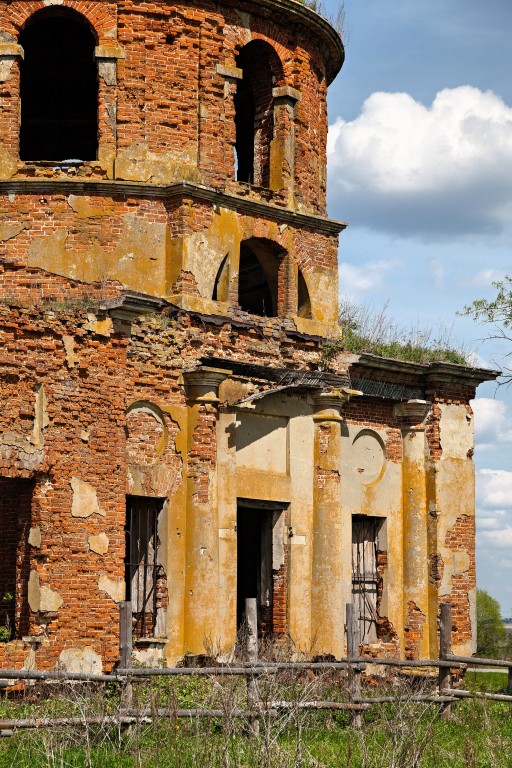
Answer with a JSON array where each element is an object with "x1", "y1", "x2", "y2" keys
[
  {"x1": 476, "y1": 588, "x2": 510, "y2": 659},
  {"x1": 462, "y1": 275, "x2": 512, "y2": 383},
  {"x1": 0, "y1": 674, "x2": 511, "y2": 767},
  {"x1": 293, "y1": 0, "x2": 347, "y2": 39},
  {"x1": 323, "y1": 300, "x2": 470, "y2": 366}
]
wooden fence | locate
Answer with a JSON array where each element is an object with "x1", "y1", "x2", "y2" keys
[{"x1": 0, "y1": 600, "x2": 511, "y2": 734}]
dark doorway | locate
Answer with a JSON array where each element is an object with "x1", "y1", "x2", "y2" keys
[
  {"x1": 352, "y1": 515, "x2": 384, "y2": 644},
  {"x1": 20, "y1": 9, "x2": 98, "y2": 161},
  {"x1": 0, "y1": 477, "x2": 34, "y2": 640},
  {"x1": 236, "y1": 504, "x2": 274, "y2": 635}
]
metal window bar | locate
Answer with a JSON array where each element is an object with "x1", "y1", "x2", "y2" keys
[
  {"x1": 126, "y1": 497, "x2": 160, "y2": 640},
  {"x1": 352, "y1": 517, "x2": 380, "y2": 645}
]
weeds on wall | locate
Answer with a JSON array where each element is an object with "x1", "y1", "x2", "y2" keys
[
  {"x1": 294, "y1": 0, "x2": 348, "y2": 41},
  {"x1": 322, "y1": 299, "x2": 472, "y2": 367}
]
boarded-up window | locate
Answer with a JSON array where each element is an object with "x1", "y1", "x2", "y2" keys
[
  {"x1": 352, "y1": 515, "x2": 384, "y2": 644},
  {"x1": 125, "y1": 496, "x2": 164, "y2": 639}
]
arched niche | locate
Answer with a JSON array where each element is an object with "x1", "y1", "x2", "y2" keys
[
  {"x1": 237, "y1": 238, "x2": 285, "y2": 317},
  {"x1": 234, "y1": 40, "x2": 284, "y2": 188},
  {"x1": 19, "y1": 7, "x2": 98, "y2": 161}
]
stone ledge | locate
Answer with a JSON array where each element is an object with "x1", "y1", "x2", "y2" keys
[
  {"x1": 0, "y1": 179, "x2": 346, "y2": 234},
  {"x1": 0, "y1": 44, "x2": 24, "y2": 59},
  {"x1": 216, "y1": 63, "x2": 243, "y2": 79},
  {"x1": 94, "y1": 43, "x2": 126, "y2": 60},
  {"x1": 273, "y1": 85, "x2": 301, "y2": 102}
]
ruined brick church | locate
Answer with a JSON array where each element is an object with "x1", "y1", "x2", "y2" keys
[{"x1": 0, "y1": 0, "x2": 494, "y2": 672}]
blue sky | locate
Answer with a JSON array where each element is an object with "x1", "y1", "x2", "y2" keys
[{"x1": 322, "y1": 0, "x2": 512, "y2": 614}]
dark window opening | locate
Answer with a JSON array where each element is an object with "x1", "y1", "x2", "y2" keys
[
  {"x1": 237, "y1": 503, "x2": 282, "y2": 637},
  {"x1": 212, "y1": 255, "x2": 229, "y2": 302},
  {"x1": 20, "y1": 9, "x2": 98, "y2": 162},
  {"x1": 352, "y1": 515, "x2": 384, "y2": 645},
  {"x1": 238, "y1": 241, "x2": 279, "y2": 317},
  {"x1": 234, "y1": 41, "x2": 283, "y2": 187},
  {"x1": 234, "y1": 72, "x2": 255, "y2": 184},
  {"x1": 297, "y1": 270, "x2": 312, "y2": 319},
  {"x1": 0, "y1": 478, "x2": 33, "y2": 641},
  {"x1": 125, "y1": 496, "x2": 165, "y2": 640}
]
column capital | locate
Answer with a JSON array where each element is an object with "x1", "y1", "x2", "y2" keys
[
  {"x1": 182, "y1": 367, "x2": 232, "y2": 404},
  {"x1": 312, "y1": 387, "x2": 361, "y2": 422},
  {"x1": 394, "y1": 399, "x2": 431, "y2": 430}
]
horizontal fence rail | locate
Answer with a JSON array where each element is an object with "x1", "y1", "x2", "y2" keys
[{"x1": 0, "y1": 601, "x2": 510, "y2": 735}]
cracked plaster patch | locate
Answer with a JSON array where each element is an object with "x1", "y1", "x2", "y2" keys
[
  {"x1": 62, "y1": 336, "x2": 79, "y2": 368},
  {"x1": 71, "y1": 477, "x2": 105, "y2": 518},
  {"x1": 88, "y1": 532, "x2": 109, "y2": 555},
  {"x1": 84, "y1": 314, "x2": 113, "y2": 337},
  {"x1": 59, "y1": 647, "x2": 102, "y2": 674},
  {"x1": 28, "y1": 527, "x2": 41, "y2": 548},
  {"x1": 28, "y1": 571, "x2": 63, "y2": 612},
  {"x1": 98, "y1": 573, "x2": 125, "y2": 603},
  {"x1": 0, "y1": 222, "x2": 28, "y2": 242}
]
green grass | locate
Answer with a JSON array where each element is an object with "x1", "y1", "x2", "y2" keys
[
  {"x1": 0, "y1": 679, "x2": 510, "y2": 768},
  {"x1": 324, "y1": 299, "x2": 471, "y2": 367}
]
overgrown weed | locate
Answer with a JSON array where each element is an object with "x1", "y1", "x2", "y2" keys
[{"x1": 323, "y1": 299, "x2": 471, "y2": 367}]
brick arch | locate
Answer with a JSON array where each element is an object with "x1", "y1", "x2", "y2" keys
[{"x1": 4, "y1": 1, "x2": 116, "y2": 43}]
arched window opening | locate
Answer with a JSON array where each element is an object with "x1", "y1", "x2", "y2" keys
[
  {"x1": 297, "y1": 270, "x2": 312, "y2": 319},
  {"x1": 234, "y1": 41, "x2": 284, "y2": 188},
  {"x1": 20, "y1": 9, "x2": 98, "y2": 162},
  {"x1": 238, "y1": 242, "x2": 279, "y2": 317},
  {"x1": 212, "y1": 255, "x2": 229, "y2": 302}
]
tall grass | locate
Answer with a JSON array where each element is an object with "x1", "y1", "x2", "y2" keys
[
  {"x1": 330, "y1": 299, "x2": 472, "y2": 366},
  {"x1": 0, "y1": 670, "x2": 511, "y2": 767}
]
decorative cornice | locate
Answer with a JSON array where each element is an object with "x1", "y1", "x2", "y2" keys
[
  {"x1": 353, "y1": 353, "x2": 500, "y2": 386},
  {"x1": 241, "y1": 0, "x2": 344, "y2": 83},
  {"x1": 0, "y1": 179, "x2": 346, "y2": 235},
  {"x1": 394, "y1": 399, "x2": 431, "y2": 430}
]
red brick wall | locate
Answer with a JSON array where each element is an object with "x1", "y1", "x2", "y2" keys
[{"x1": 1, "y1": 0, "x2": 335, "y2": 214}]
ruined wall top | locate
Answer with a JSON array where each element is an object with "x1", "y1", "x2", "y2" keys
[{"x1": 0, "y1": 0, "x2": 345, "y2": 216}]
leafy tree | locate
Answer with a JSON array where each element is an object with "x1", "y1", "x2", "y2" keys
[
  {"x1": 462, "y1": 276, "x2": 512, "y2": 383},
  {"x1": 476, "y1": 588, "x2": 508, "y2": 658}
]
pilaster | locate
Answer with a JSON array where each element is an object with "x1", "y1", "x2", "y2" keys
[{"x1": 395, "y1": 399, "x2": 431, "y2": 659}]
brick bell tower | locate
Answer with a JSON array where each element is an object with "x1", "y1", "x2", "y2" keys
[
  {"x1": 0, "y1": 0, "x2": 349, "y2": 669},
  {"x1": 0, "y1": 1, "x2": 491, "y2": 671}
]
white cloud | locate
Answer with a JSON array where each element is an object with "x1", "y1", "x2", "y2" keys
[
  {"x1": 339, "y1": 259, "x2": 399, "y2": 296},
  {"x1": 472, "y1": 398, "x2": 512, "y2": 451},
  {"x1": 477, "y1": 468, "x2": 512, "y2": 508},
  {"x1": 479, "y1": 527, "x2": 512, "y2": 548},
  {"x1": 477, "y1": 511, "x2": 507, "y2": 530},
  {"x1": 328, "y1": 86, "x2": 512, "y2": 239},
  {"x1": 465, "y1": 268, "x2": 506, "y2": 288}
]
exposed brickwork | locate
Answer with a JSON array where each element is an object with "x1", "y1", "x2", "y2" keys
[
  {"x1": 404, "y1": 600, "x2": 426, "y2": 661},
  {"x1": 444, "y1": 514, "x2": 476, "y2": 649},
  {"x1": 0, "y1": 0, "x2": 488, "y2": 669},
  {"x1": 1, "y1": 0, "x2": 336, "y2": 214}
]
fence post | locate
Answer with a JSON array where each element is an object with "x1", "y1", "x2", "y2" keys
[
  {"x1": 245, "y1": 597, "x2": 260, "y2": 737},
  {"x1": 438, "y1": 602, "x2": 452, "y2": 719},
  {"x1": 119, "y1": 601, "x2": 133, "y2": 711},
  {"x1": 346, "y1": 602, "x2": 362, "y2": 728}
]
